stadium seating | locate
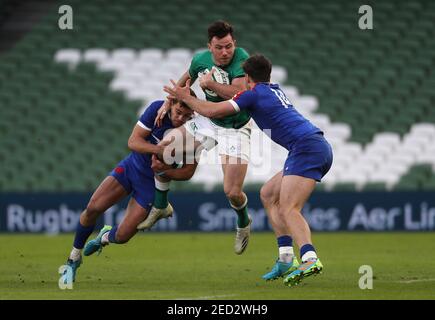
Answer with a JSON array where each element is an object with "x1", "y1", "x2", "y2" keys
[{"x1": 1, "y1": 0, "x2": 435, "y2": 192}]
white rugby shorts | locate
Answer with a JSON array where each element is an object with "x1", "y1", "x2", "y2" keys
[{"x1": 184, "y1": 113, "x2": 251, "y2": 162}]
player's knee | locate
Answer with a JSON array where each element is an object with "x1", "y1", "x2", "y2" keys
[
  {"x1": 114, "y1": 229, "x2": 132, "y2": 244},
  {"x1": 85, "y1": 200, "x2": 104, "y2": 218},
  {"x1": 260, "y1": 184, "x2": 275, "y2": 204},
  {"x1": 224, "y1": 187, "x2": 243, "y2": 203}
]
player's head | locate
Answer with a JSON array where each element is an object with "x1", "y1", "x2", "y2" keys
[
  {"x1": 207, "y1": 20, "x2": 236, "y2": 66},
  {"x1": 242, "y1": 54, "x2": 272, "y2": 87},
  {"x1": 169, "y1": 89, "x2": 196, "y2": 127}
]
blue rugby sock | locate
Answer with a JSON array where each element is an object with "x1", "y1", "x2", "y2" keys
[
  {"x1": 277, "y1": 235, "x2": 293, "y2": 247},
  {"x1": 108, "y1": 225, "x2": 119, "y2": 244},
  {"x1": 300, "y1": 243, "x2": 317, "y2": 262},
  {"x1": 73, "y1": 222, "x2": 95, "y2": 249}
]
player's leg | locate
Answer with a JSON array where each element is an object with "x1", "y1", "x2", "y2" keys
[
  {"x1": 112, "y1": 197, "x2": 149, "y2": 243},
  {"x1": 280, "y1": 134, "x2": 332, "y2": 285},
  {"x1": 137, "y1": 174, "x2": 173, "y2": 230},
  {"x1": 83, "y1": 197, "x2": 149, "y2": 256},
  {"x1": 259, "y1": 171, "x2": 284, "y2": 235},
  {"x1": 260, "y1": 171, "x2": 299, "y2": 280},
  {"x1": 277, "y1": 175, "x2": 323, "y2": 286},
  {"x1": 154, "y1": 124, "x2": 195, "y2": 225},
  {"x1": 66, "y1": 175, "x2": 129, "y2": 280},
  {"x1": 221, "y1": 157, "x2": 252, "y2": 255},
  {"x1": 221, "y1": 157, "x2": 250, "y2": 227},
  {"x1": 71, "y1": 176, "x2": 128, "y2": 254},
  {"x1": 155, "y1": 126, "x2": 188, "y2": 212},
  {"x1": 138, "y1": 126, "x2": 201, "y2": 230},
  {"x1": 84, "y1": 166, "x2": 154, "y2": 256},
  {"x1": 80, "y1": 176, "x2": 129, "y2": 227},
  {"x1": 218, "y1": 122, "x2": 252, "y2": 254},
  {"x1": 157, "y1": 126, "x2": 193, "y2": 210},
  {"x1": 220, "y1": 124, "x2": 251, "y2": 229},
  {"x1": 106, "y1": 197, "x2": 149, "y2": 244},
  {"x1": 278, "y1": 175, "x2": 316, "y2": 248}
]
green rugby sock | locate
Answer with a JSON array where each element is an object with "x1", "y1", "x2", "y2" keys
[
  {"x1": 154, "y1": 178, "x2": 170, "y2": 209},
  {"x1": 230, "y1": 197, "x2": 250, "y2": 228},
  {"x1": 154, "y1": 189, "x2": 169, "y2": 209}
]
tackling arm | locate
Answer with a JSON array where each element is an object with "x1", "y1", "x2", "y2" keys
[
  {"x1": 183, "y1": 95, "x2": 237, "y2": 118},
  {"x1": 158, "y1": 163, "x2": 197, "y2": 181},
  {"x1": 203, "y1": 76, "x2": 246, "y2": 100},
  {"x1": 127, "y1": 125, "x2": 162, "y2": 155},
  {"x1": 151, "y1": 149, "x2": 199, "y2": 181},
  {"x1": 164, "y1": 79, "x2": 238, "y2": 119},
  {"x1": 154, "y1": 71, "x2": 194, "y2": 126}
]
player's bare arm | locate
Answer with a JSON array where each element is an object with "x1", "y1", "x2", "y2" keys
[
  {"x1": 164, "y1": 79, "x2": 236, "y2": 118},
  {"x1": 151, "y1": 154, "x2": 197, "y2": 181},
  {"x1": 163, "y1": 163, "x2": 197, "y2": 180},
  {"x1": 155, "y1": 71, "x2": 192, "y2": 126},
  {"x1": 127, "y1": 124, "x2": 163, "y2": 155},
  {"x1": 199, "y1": 68, "x2": 245, "y2": 99}
]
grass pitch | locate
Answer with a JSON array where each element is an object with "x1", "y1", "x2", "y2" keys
[{"x1": 0, "y1": 232, "x2": 434, "y2": 299}]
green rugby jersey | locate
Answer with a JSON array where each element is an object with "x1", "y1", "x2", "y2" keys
[{"x1": 189, "y1": 47, "x2": 251, "y2": 129}]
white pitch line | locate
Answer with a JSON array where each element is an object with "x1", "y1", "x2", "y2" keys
[
  {"x1": 175, "y1": 294, "x2": 237, "y2": 300},
  {"x1": 397, "y1": 278, "x2": 435, "y2": 284}
]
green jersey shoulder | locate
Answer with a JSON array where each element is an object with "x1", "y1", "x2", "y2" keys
[
  {"x1": 189, "y1": 47, "x2": 249, "y2": 87},
  {"x1": 188, "y1": 47, "x2": 251, "y2": 128}
]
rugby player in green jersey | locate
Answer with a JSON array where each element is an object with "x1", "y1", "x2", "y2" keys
[{"x1": 146, "y1": 21, "x2": 252, "y2": 255}]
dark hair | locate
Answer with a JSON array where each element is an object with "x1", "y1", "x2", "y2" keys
[
  {"x1": 242, "y1": 54, "x2": 272, "y2": 83},
  {"x1": 207, "y1": 20, "x2": 234, "y2": 42}
]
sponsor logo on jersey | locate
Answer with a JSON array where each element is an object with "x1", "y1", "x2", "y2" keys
[{"x1": 190, "y1": 122, "x2": 198, "y2": 132}]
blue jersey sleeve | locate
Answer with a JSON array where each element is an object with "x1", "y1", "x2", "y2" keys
[
  {"x1": 138, "y1": 100, "x2": 164, "y2": 130},
  {"x1": 229, "y1": 90, "x2": 256, "y2": 112}
]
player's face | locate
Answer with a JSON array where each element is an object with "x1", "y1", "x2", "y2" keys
[
  {"x1": 170, "y1": 103, "x2": 194, "y2": 127},
  {"x1": 208, "y1": 34, "x2": 236, "y2": 66}
]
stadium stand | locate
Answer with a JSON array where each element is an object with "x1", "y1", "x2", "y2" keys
[{"x1": 1, "y1": 0, "x2": 435, "y2": 192}]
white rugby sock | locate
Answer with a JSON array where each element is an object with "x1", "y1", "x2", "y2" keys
[
  {"x1": 279, "y1": 246, "x2": 294, "y2": 263},
  {"x1": 69, "y1": 247, "x2": 81, "y2": 261},
  {"x1": 154, "y1": 178, "x2": 170, "y2": 191},
  {"x1": 101, "y1": 232, "x2": 110, "y2": 245},
  {"x1": 301, "y1": 251, "x2": 317, "y2": 262}
]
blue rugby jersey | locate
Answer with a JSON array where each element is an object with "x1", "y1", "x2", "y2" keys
[
  {"x1": 131, "y1": 100, "x2": 174, "y2": 173},
  {"x1": 229, "y1": 83, "x2": 322, "y2": 150}
]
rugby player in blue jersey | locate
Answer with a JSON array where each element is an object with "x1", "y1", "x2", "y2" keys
[
  {"x1": 164, "y1": 54, "x2": 333, "y2": 287},
  {"x1": 63, "y1": 94, "x2": 198, "y2": 282}
]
